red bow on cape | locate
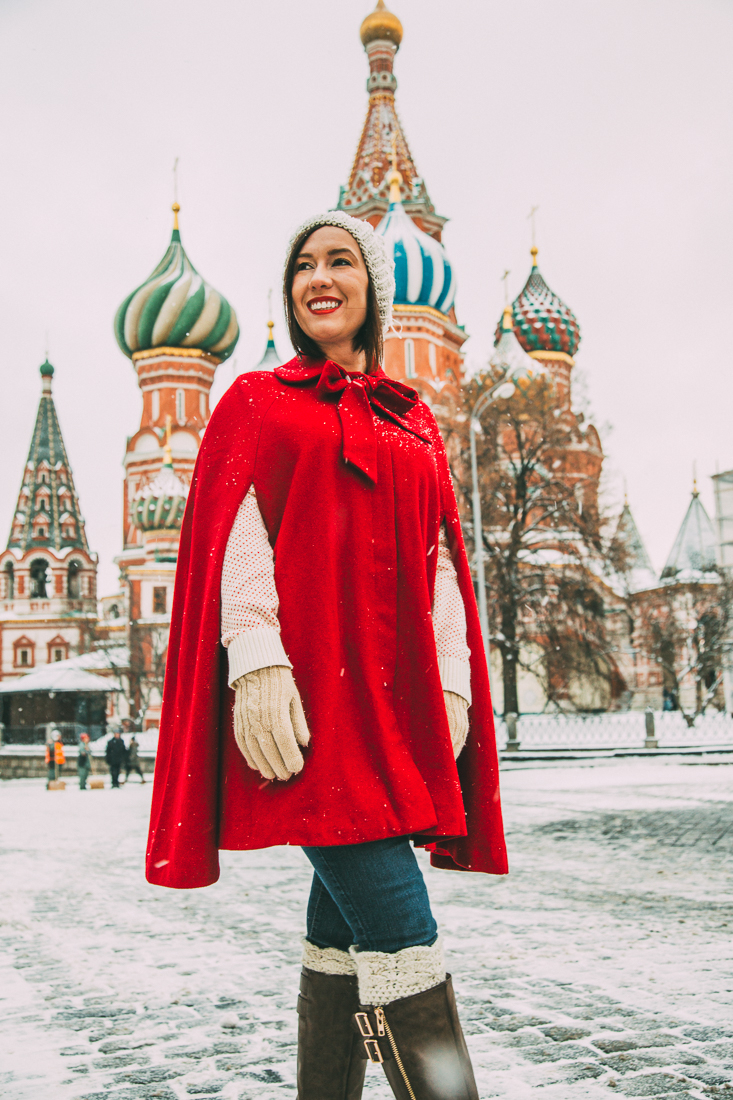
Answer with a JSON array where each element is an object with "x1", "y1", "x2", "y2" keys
[{"x1": 274, "y1": 358, "x2": 430, "y2": 482}]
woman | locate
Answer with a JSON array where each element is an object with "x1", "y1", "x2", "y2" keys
[
  {"x1": 125, "y1": 735, "x2": 145, "y2": 784},
  {"x1": 77, "y1": 732, "x2": 92, "y2": 790},
  {"x1": 147, "y1": 210, "x2": 507, "y2": 1100}
]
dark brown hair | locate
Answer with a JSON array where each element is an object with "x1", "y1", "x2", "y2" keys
[{"x1": 283, "y1": 226, "x2": 384, "y2": 373}]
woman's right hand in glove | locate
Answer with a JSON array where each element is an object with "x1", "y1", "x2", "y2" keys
[{"x1": 232, "y1": 665, "x2": 310, "y2": 781}]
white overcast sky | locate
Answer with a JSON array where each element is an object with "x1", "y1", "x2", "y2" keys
[{"x1": 0, "y1": 0, "x2": 731, "y2": 595}]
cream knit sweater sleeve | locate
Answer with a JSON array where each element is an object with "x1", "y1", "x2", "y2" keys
[
  {"x1": 221, "y1": 487, "x2": 292, "y2": 685},
  {"x1": 433, "y1": 525, "x2": 471, "y2": 704},
  {"x1": 221, "y1": 486, "x2": 471, "y2": 702}
]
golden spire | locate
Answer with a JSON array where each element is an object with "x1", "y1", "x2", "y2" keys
[
  {"x1": 266, "y1": 288, "x2": 275, "y2": 344},
  {"x1": 387, "y1": 133, "x2": 403, "y2": 204},
  {"x1": 172, "y1": 156, "x2": 180, "y2": 230},
  {"x1": 360, "y1": 0, "x2": 403, "y2": 49},
  {"x1": 528, "y1": 205, "x2": 539, "y2": 267},
  {"x1": 500, "y1": 270, "x2": 513, "y2": 330},
  {"x1": 163, "y1": 414, "x2": 173, "y2": 466}
]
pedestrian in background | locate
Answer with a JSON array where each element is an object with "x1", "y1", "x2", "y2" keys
[
  {"x1": 125, "y1": 735, "x2": 145, "y2": 784},
  {"x1": 105, "y1": 730, "x2": 127, "y2": 789},
  {"x1": 45, "y1": 730, "x2": 65, "y2": 788},
  {"x1": 77, "y1": 733, "x2": 93, "y2": 790}
]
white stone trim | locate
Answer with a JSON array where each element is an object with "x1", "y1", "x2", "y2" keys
[{"x1": 351, "y1": 936, "x2": 445, "y2": 1006}]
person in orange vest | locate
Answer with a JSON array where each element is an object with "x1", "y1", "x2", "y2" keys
[{"x1": 45, "y1": 730, "x2": 65, "y2": 788}]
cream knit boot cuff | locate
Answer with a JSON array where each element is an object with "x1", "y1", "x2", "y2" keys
[
  {"x1": 350, "y1": 936, "x2": 445, "y2": 1006},
  {"x1": 301, "y1": 938, "x2": 357, "y2": 976}
]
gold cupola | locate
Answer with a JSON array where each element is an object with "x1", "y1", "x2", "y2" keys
[{"x1": 360, "y1": 0, "x2": 403, "y2": 49}]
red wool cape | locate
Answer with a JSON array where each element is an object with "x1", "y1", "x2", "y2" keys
[{"x1": 146, "y1": 357, "x2": 508, "y2": 889}]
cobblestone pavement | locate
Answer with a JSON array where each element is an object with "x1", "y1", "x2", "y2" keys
[{"x1": 1, "y1": 759, "x2": 732, "y2": 1099}]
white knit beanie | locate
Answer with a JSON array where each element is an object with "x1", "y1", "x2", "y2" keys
[{"x1": 285, "y1": 210, "x2": 395, "y2": 334}]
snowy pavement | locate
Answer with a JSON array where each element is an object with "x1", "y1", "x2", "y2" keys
[{"x1": 1, "y1": 758, "x2": 732, "y2": 1100}]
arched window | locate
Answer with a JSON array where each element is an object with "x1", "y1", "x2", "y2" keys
[
  {"x1": 67, "y1": 560, "x2": 81, "y2": 598},
  {"x1": 29, "y1": 559, "x2": 49, "y2": 598},
  {"x1": 3, "y1": 561, "x2": 13, "y2": 599},
  {"x1": 151, "y1": 389, "x2": 160, "y2": 422},
  {"x1": 404, "y1": 339, "x2": 415, "y2": 379},
  {"x1": 199, "y1": 392, "x2": 206, "y2": 419},
  {"x1": 14, "y1": 636, "x2": 35, "y2": 668},
  {"x1": 48, "y1": 636, "x2": 68, "y2": 663},
  {"x1": 176, "y1": 389, "x2": 185, "y2": 422},
  {"x1": 428, "y1": 343, "x2": 437, "y2": 376},
  {"x1": 109, "y1": 603, "x2": 120, "y2": 619}
]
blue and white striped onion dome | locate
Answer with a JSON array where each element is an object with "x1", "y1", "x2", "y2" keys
[
  {"x1": 130, "y1": 461, "x2": 188, "y2": 531},
  {"x1": 376, "y1": 197, "x2": 456, "y2": 315},
  {"x1": 114, "y1": 210, "x2": 239, "y2": 362}
]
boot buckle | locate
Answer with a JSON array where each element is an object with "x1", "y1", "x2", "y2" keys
[
  {"x1": 355, "y1": 1014, "x2": 385, "y2": 1063},
  {"x1": 363, "y1": 1038, "x2": 384, "y2": 1064},
  {"x1": 355, "y1": 1012, "x2": 374, "y2": 1038}
]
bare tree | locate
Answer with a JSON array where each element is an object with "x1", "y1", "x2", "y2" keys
[
  {"x1": 445, "y1": 371, "x2": 627, "y2": 715},
  {"x1": 128, "y1": 622, "x2": 168, "y2": 726},
  {"x1": 633, "y1": 577, "x2": 733, "y2": 723}
]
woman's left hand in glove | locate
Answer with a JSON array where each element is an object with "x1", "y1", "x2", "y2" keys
[{"x1": 444, "y1": 691, "x2": 469, "y2": 759}]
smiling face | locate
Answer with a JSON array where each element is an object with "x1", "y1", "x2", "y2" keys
[{"x1": 291, "y1": 226, "x2": 369, "y2": 357}]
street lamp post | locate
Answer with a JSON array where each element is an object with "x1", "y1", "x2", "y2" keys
[
  {"x1": 469, "y1": 363, "x2": 545, "y2": 666},
  {"x1": 469, "y1": 381, "x2": 515, "y2": 663}
]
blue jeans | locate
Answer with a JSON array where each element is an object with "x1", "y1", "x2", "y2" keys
[{"x1": 302, "y1": 836, "x2": 438, "y2": 954}]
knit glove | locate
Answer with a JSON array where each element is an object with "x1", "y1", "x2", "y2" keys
[
  {"x1": 444, "y1": 691, "x2": 469, "y2": 759},
  {"x1": 232, "y1": 666, "x2": 311, "y2": 781}
]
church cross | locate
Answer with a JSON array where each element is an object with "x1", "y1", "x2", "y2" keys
[{"x1": 527, "y1": 205, "x2": 539, "y2": 247}]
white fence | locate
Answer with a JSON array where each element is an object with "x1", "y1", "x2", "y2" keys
[{"x1": 495, "y1": 710, "x2": 733, "y2": 751}]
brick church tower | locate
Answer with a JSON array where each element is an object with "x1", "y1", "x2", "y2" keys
[
  {"x1": 338, "y1": 1, "x2": 467, "y2": 409},
  {"x1": 111, "y1": 204, "x2": 239, "y2": 724},
  {"x1": 0, "y1": 361, "x2": 98, "y2": 679}
]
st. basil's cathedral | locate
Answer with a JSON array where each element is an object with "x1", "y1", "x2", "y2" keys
[{"x1": 0, "y1": 1, "x2": 722, "y2": 733}]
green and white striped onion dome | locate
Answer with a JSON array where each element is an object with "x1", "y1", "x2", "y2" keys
[
  {"x1": 114, "y1": 205, "x2": 239, "y2": 361},
  {"x1": 130, "y1": 457, "x2": 188, "y2": 532}
]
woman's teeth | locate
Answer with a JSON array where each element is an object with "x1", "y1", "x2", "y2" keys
[{"x1": 308, "y1": 299, "x2": 341, "y2": 312}]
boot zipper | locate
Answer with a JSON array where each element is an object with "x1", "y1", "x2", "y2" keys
[{"x1": 375, "y1": 1007, "x2": 417, "y2": 1100}]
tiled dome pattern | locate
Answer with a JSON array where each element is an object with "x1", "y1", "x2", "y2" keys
[{"x1": 496, "y1": 261, "x2": 581, "y2": 357}]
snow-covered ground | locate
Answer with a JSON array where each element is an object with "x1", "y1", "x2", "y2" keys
[{"x1": 1, "y1": 758, "x2": 732, "y2": 1099}]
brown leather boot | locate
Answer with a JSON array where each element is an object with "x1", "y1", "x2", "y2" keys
[
  {"x1": 353, "y1": 976, "x2": 479, "y2": 1100},
  {"x1": 297, "y1": 967, "x2": 368, "y2": 1100}
]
